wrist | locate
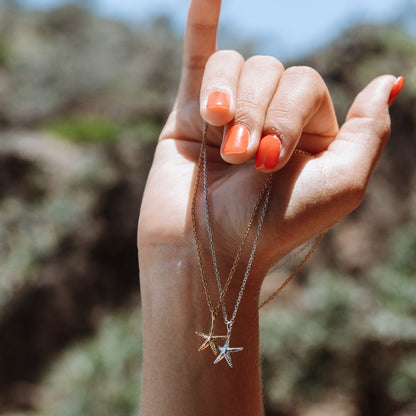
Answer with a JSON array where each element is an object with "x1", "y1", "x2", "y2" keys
[
  {"x1": 139, "y1": 243, "x2": 265, "y2": 307},
  {"x1": 139, "y1": 245, "x2": 264, "y2": 415},
  {"x1": 139, "y1": 243, "x2": 263, "y2": 365}
]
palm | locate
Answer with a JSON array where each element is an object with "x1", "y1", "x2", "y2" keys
[{"x1": 141, "y1": 109, "x2": 334, "y2": 271}]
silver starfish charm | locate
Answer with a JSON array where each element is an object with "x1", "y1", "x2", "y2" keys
[
  {"x1": 196, "y1": 314, "x2": 227, "y2": 355},
  {"x1": 213, "y1": 338, "x2": 243, "y2": 368}
]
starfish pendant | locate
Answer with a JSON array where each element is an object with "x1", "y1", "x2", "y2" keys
[
  {"x1": 213, "y1": 338, "x2": 243, "y2": 368},
  {"x1": 196, "y1": 314, "x2": 227, "y2": 355},
  {"x1": 196, "y1": 330, "x2": 227, "y2": 354}
]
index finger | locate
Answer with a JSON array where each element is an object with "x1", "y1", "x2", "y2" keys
[{"x1": 178, "y1": 0, "x2": 222, "y2": 101}]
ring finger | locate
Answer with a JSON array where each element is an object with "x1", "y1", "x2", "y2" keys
[{"x1": 257, "y1": 66, "x2": 339, "y2": 172}]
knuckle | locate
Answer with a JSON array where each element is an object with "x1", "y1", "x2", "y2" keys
[
  {"x1": 188, "y1": 21, "x2": 218, "y2": 35},
  {"x1": 234, "y1": 98, "x2": 262, "y2": 124},
  {"x1": 321, "y1": 162, "x2": 367, "y2": 217},
  {"x1": 343, "y1": 183, "x2": 366, "y2": 213},
  {"x1": 284, "y1": 65, "x2": 326, "y2": 110},
  {"x1": 233, "y1": 113, "x2": 253, "y2": 129},
  {"x1": 358, "y1": 117, "x2": 391, "y2": 143},
  {"x1": 285, "y1": 65, "x2": 322, "y2": 82},
  {"x1": 210, "y1": 49, "x2": 243, "y2": 63},
  {"x1": 375, "y1": 118, "x2": 391, "y2": 142},
  {"x1": 268, "y1": 120, "x2": 299, "y2": 143},
  {"x1": 266, "y1": 106, "x2": 293, "y2": 120},
  {"x1": 245, "y1": 55, "x2": 284, "y2": 72},
  {"x1": 338, "y1": 163, "x2": 368, "y2": 210},
  {"x1": 236, "y1": 95, "x2": 260, "y2": 110},
  {"x1": 184, "y1": 54, "x2": 207, "y2": 70},
  {"x1": 265, "y1": 108, "x2": 299, "y2": 138},
  {"x1": 343, "y1": 173, "x2": 367, "y2": 209}
]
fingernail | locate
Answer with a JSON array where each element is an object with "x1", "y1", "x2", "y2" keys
[
  {"x1": 255, "y1": 134, "x2": 281, "y2": 170},
  {"x1": 207, "y1": 91, "x2": 230, "y2": 116},
  {"x1": 222, "y1": 125, "x2": 249, "y2": 155},
  {"x1": 388, "y1": 76, "x2": 404, "y2": 106}
]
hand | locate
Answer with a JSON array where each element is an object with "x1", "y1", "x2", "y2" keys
[
  {"x1": 138, "y1": 0, "x2": 398, "y2": 282},
  {"x1": 137, "y1": 1, "x2": 402, "y2": 414}
]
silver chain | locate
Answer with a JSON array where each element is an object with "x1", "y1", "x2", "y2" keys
[{"x1": 201, "y1": 121, "x2": 273, "y2": 331}]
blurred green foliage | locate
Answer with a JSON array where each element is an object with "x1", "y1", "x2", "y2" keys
[
  {"x1": 260, "y1": 218, "x2": 416, "y2": 413},
  {"x1": 46, "y1": 117, "x2": 123, "y2": 144},
  {"x1": 44, "y1": 116, "x2": 162, "y2": 145},
  {"x1": 43, "y1": 308, "x2": 142, "y2": 416}
]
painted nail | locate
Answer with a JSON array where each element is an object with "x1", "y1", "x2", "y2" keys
[
  {"x1": 255, "y1": 134, "x2": 281, "y2": 171},
  {"x1": 222, "y1": 125, "x2": 249, "y2": 155},
  {"x1": 388, "y1": 76, "x2": 404, "y2": 106},
  {"x1": 207, "y1": 91, "x2": 230, "y2": 116}
]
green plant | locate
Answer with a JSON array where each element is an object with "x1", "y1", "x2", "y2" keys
[
  {"x1": 46, "y1": 117, "x2": 123, "y2": 144},
  {"x1": 42, "y1": 308, "x2": 143, "y2": 416}
]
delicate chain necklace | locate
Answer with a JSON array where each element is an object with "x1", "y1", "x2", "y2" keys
[
  {"x1": 191, "y1": 122, "x2": 273, "y2": 363},
  {"x1": 191, "y1": 121, "x2": 323, "y2": 368}
]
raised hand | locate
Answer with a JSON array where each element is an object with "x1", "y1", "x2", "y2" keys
[
  {"x1": 138, "y1": 1, "x2": 402, "y2": 414},
  {"x1": 139, "y1": 0, "x2": 398, "y2": 274}
]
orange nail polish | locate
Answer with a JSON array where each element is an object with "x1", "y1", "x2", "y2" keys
[
  {"x1": 256, "y1": 134, "x2": 281, "y2": 170},
  {"x1": 207, "y1": 91, "x2": 230, "y2": 116},
  {"x1": 222, "y1": 125, "x2": 249, "y2": 155},
  {"x1": 388, "y1": 76, "x2": 404, "y2": 106}
]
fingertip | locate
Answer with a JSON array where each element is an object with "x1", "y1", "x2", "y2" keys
[
  {"x1": 388, "y1": 75, "x2": 405, "y2": 106},
  {"x1": 255, "y1": 134, "x2": 281, "y2": 173},
  {"x1": 200, "y1": 50, "x2": 243, "y2": 126},
  {"x1": 222, "y1": 124, "x2": 249, "y2": 153},
  {"x1": 346, "y1": 74, "x2": 397, "y2": 122},
  {"x1": 207, "y1": 91, "x2": 230, "y2": 113},
  {"x1": 201, "y1": 90, "x2": 234, "y2": 126},
  {"x1": 220, "y1": 124, "x2": 253, "y2": 164}
]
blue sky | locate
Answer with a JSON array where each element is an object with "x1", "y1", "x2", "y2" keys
[{"x1": 16, "y1": 0, "x2": 413, "y2": 60}]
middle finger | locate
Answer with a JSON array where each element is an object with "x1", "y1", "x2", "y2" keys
[{"x1": 221, "y1": 55, "x2": 284, "y2": 164}]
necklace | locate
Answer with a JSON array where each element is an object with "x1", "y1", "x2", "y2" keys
[
  {"x1": 191, "y1": 122, "x2": 273, "y2": 360},
  {"x1": 191, "y1": 121, "x2": 323, "y2": 367}
]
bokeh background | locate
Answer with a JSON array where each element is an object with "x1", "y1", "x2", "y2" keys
[{"x1": 0, "y1": 0, "x2": 416, "y2": 415}]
